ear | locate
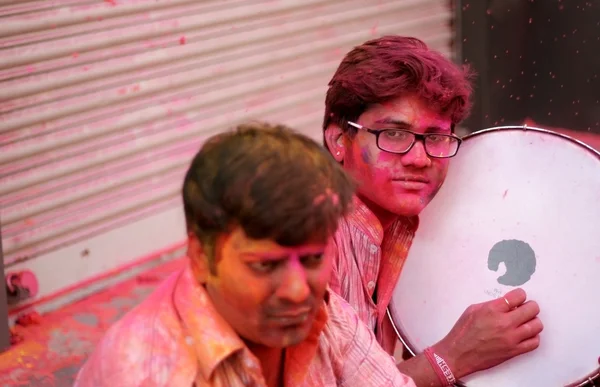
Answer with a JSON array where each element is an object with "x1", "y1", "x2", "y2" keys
[
  {"x1": 187, "y1": 233, "x2": 209, "y2": 284},
  {"x1": 324, "y1": 124, "x2": 345, "y2": 163}
]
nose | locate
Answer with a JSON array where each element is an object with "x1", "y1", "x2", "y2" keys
[
  {"x1": 276, "y1": 261, "x2": 310, "y2": 304},
  {"x1": 401, "y1": 140, "x2": 431, "y2": 168}
]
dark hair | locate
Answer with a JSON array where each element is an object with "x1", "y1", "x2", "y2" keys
[
  {"x1": 323, "y1": 35, "x2": 474, "y2": 138},
  {"x1": 182, "y1": 122, "x2": 355, "y2": 269}
]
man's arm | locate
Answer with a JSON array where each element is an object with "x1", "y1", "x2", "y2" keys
[
  {"x1": 325, "y1": 238, "x2": 344, "y2": 295},
  {"x1": 328, "y1": 292, "x2": 416, "y2": 387}
]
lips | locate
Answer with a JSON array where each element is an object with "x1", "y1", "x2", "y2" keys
[
  {"x1": 268, "y1": 308, "x2": 312, "y2": 326},
  {"x1": 393, "y1": 176, "x2": 430, "y2": 183}
]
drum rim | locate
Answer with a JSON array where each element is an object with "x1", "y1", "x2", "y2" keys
[
  {"x1": 387, "y1": 124, "x2": 599, "y2": 386},
  {"x1": 462, "y1": 124, "x2": 600, "y2": 158}
]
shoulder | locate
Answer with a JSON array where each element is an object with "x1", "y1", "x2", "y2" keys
[
  {"x1": 320, "y1": 293, "x2": 417, "y2": 386},
  {"x1": 321, "y1": 291, "x2": 362, "y2": 347},
  {"x1": 75, "y1": 272, "x2": 194, "y2": 386}
]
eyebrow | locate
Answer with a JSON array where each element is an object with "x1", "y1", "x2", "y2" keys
[
  {"x1": 240, "y1": 249, "x2": 324, "y2": 261},
  {"x1": 374, "y1": 117, "x2": 451, "y2": 133}
]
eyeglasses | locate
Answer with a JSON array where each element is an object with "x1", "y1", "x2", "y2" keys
[{"x1": 347, "y1": 121, "x2": 462, "y2": 158}]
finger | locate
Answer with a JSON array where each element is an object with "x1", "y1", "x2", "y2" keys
[
  {"x1": 515, "y1": 335, "x2": 541, "y2": 355},
  {"x1": 514, "y1": 317, "x2": 544, "y2": 341},
  {"x1": 509, "y1": 300, "x2": 540, "y2": 325},
  {"x1": 496, "y1": 288, "x2": 527, "y2": 311}
]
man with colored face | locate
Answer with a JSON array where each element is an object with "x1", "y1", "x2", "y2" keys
[
  {"x1": 324, "y1": 36, "x2": 543, "y2": 386},
  {"x1": 74, "y1": 122, "x2": 416, "y2": 387}
]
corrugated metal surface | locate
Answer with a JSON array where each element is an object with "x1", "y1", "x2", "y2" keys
[{"x1": 0, "y1": 0, "x2": 452, "y2": 304}]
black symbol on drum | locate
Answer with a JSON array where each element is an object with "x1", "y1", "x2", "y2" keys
[{"x1": 487, "y1": 240, "x2": 537, "y2": 286}]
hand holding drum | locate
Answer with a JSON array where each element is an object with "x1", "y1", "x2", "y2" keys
[{"x1": 433, "y1": 288, "x2": 543, "y2": 379}]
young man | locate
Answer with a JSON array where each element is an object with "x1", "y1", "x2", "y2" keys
[
  {"x1": 74, "y1": 123, "x2": 416, "y2": 387},
  {"x1": 323, "y1": 36, "x2": 544, "y2": 386}
]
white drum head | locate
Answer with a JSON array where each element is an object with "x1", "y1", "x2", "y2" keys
[{"x1": 389, "y1": 126, "x2": 600, "y2": 387}]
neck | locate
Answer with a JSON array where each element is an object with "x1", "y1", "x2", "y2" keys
[
  {"x1": 358, "y1": 194, "x2": 398, "y2": 230},
  {"x1": 244, "y1": 341, "x2": 284, "y2": 387}
]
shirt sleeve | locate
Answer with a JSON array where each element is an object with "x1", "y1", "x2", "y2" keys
[
  {"x1": 328, "y1": 292, "x2": 416, "y2": 387},
  {"x1": 326, "y1": 237, "x2": 343, "y2": 295},
  {"x1": 73, "y1": 317, "x2": 174, "y2": 387},
  {"x1": 73, "y1": 327, "x2": 149, "y2": 387}
]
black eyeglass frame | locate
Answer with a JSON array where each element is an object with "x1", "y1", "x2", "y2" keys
[{"x1": 347, "y1": 121, "x2": 463, "y2": 158}]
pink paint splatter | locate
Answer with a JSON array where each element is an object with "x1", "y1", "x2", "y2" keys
[
  {"x1": 370, "y1": 23, "x2": 379, "y2": 36},
  {"x1": 179, "y1": 36, "x2": 186, "y2": 45}
]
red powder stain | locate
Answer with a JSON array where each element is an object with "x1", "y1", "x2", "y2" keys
[
  {"x1": 132, "y1": 84, "x2": 140, "y2": 92},
  {"x1": 15, "y1": 312, "x2": 42, "y2": 327},
  {"x1": 136, "y1": 274, "x2": 161, "y2": 284},
  {"x1": 370, "y1": 23, "x2": 379, "y2": 36},
  {"x1": 179, "y1": 36, "x2": 186, "y2": 45},
  {"x1": 118, "y1": 88, "x2": 127, "y2": 95},
  {"x1": 105, "y1": 0, "x2": 117, "y2": 5},
  {"x1": 72, "y1": 52, "x2": 79, "y2": 58},
  {"x1": 502, "y1": 189, "x2": 508, "y2": 198},
  {"x1": 9, "y1": 328, "x2": 24, "y2": 345},
  {"x1": 26, "y1": 66, "x2": 35, "y2": 73},
  {"x1": 24, "y1": 218, "x2": 35, "y2": 226}
]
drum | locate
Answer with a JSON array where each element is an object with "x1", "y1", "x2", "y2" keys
[{"x1": 388, "y1": 126, "x2": 600, "y2": 387}]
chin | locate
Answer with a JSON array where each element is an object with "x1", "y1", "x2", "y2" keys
[
  {"x1": 267, "y1": 331, "x2": 308, "y2": 348},
  {"x1": 393, "y1": 207, "x2": 423, "y2": 217},
  {"x1": 389, "y1": 200, "x2": 427, "y2": 217}
]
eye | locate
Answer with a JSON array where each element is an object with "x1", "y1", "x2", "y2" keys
[
  {"x1": 427, "y1": 134, "x2": 449, "y2": 143},
  {"x1": 383, "y1": 130, "x2": 410, "y2": 140},
  {"x1": 300, "y1": 253, "x2": 324, "y2": 267},
  {"x1": 248, "y1": 261, "x2": 279, "y2": 273}
]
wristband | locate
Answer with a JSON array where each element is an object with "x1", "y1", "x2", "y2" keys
[{"x1": 423, "y1": 347, "x2": 456, "y2": 386}]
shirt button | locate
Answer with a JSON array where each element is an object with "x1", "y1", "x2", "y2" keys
[
  {"x1": 367, "y1": 281, "x2": 376, "y2": 290},
  {"x1": 370, "y1": 245, "x2": 378, "y2": 254}
]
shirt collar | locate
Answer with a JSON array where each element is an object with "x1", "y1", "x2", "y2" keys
[
  {"x1": 173, "y1": 265, "x2": 247, "y2": 381},
  {"x1": 347, "y1": 195, "x2": 418, "y2": 246},
  {"x1": 173, "y1": 263, "x2": 330, "y2": 382}
]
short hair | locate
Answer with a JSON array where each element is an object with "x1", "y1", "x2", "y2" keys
[
  {"x1": 182, "y1": 122, "x2": 355, "y2": 270},
  {"x1": 323, "y1": 35, "x2": 474, "y2": 138}
]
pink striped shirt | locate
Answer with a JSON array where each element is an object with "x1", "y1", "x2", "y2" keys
[
  {"x1": 74, "y1": 263, "x2": 416, "y2": 387},
  {"x1": 328, "y1": 196, "x2": 419, "y2": 355}
]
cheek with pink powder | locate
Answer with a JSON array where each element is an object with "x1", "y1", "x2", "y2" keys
[{"x1": 360, "y1": 147, "x2": 371, "y2": 164}]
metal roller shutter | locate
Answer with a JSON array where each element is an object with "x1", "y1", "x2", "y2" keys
[{"x1": 0, "y1": 0, "x2": 452, "y2": 311}]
